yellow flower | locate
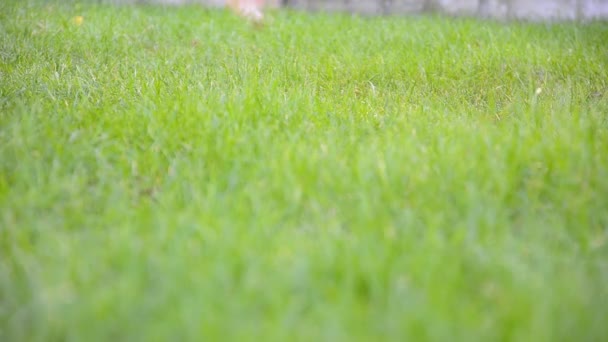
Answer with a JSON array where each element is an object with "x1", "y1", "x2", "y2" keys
[{"x1": 72, "y1": 16, "x2": 84, "y2": 26}]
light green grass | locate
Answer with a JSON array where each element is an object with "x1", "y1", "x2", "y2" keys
[{"x1": 1, "y1": 0, "x2": 607, "y2": 340}]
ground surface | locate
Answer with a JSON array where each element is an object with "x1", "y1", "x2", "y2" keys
[{"x1": 1, "y1": 1, "x2": 607, "y2": 341}]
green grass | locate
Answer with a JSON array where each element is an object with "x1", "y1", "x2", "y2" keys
[{"x1": 1, "y1": 0, "x2": 608, "y2": 340}]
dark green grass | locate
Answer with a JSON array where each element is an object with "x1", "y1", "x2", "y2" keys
[{"x1": 1, "y1": 1, "x2": 608, "y2": 340}]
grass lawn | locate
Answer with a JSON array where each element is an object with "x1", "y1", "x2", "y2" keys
[{"x1": 1, "y1": 0, "x2": 607, "y2": 340}]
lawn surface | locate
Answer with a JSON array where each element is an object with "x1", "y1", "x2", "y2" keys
[{"x1": 1, "y1": 1, "x2": 608, "y2": 340}]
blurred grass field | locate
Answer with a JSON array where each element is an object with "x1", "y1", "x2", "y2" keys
[{"x1": 1, "y1": 0, "x2": 608, "y2": 340}]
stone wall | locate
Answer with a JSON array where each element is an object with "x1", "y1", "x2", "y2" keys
[{"x1": 112, "y1": 0, "x2": 608, "y2": 20}]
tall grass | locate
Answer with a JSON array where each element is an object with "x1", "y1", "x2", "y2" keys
[{"x1": 1, "y1": 1, "x2": 607, "y2": 340}]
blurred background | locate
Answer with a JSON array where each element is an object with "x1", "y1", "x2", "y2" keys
[{"x1": 104, "y1": 0, "x2": 608, "y2": 20}]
